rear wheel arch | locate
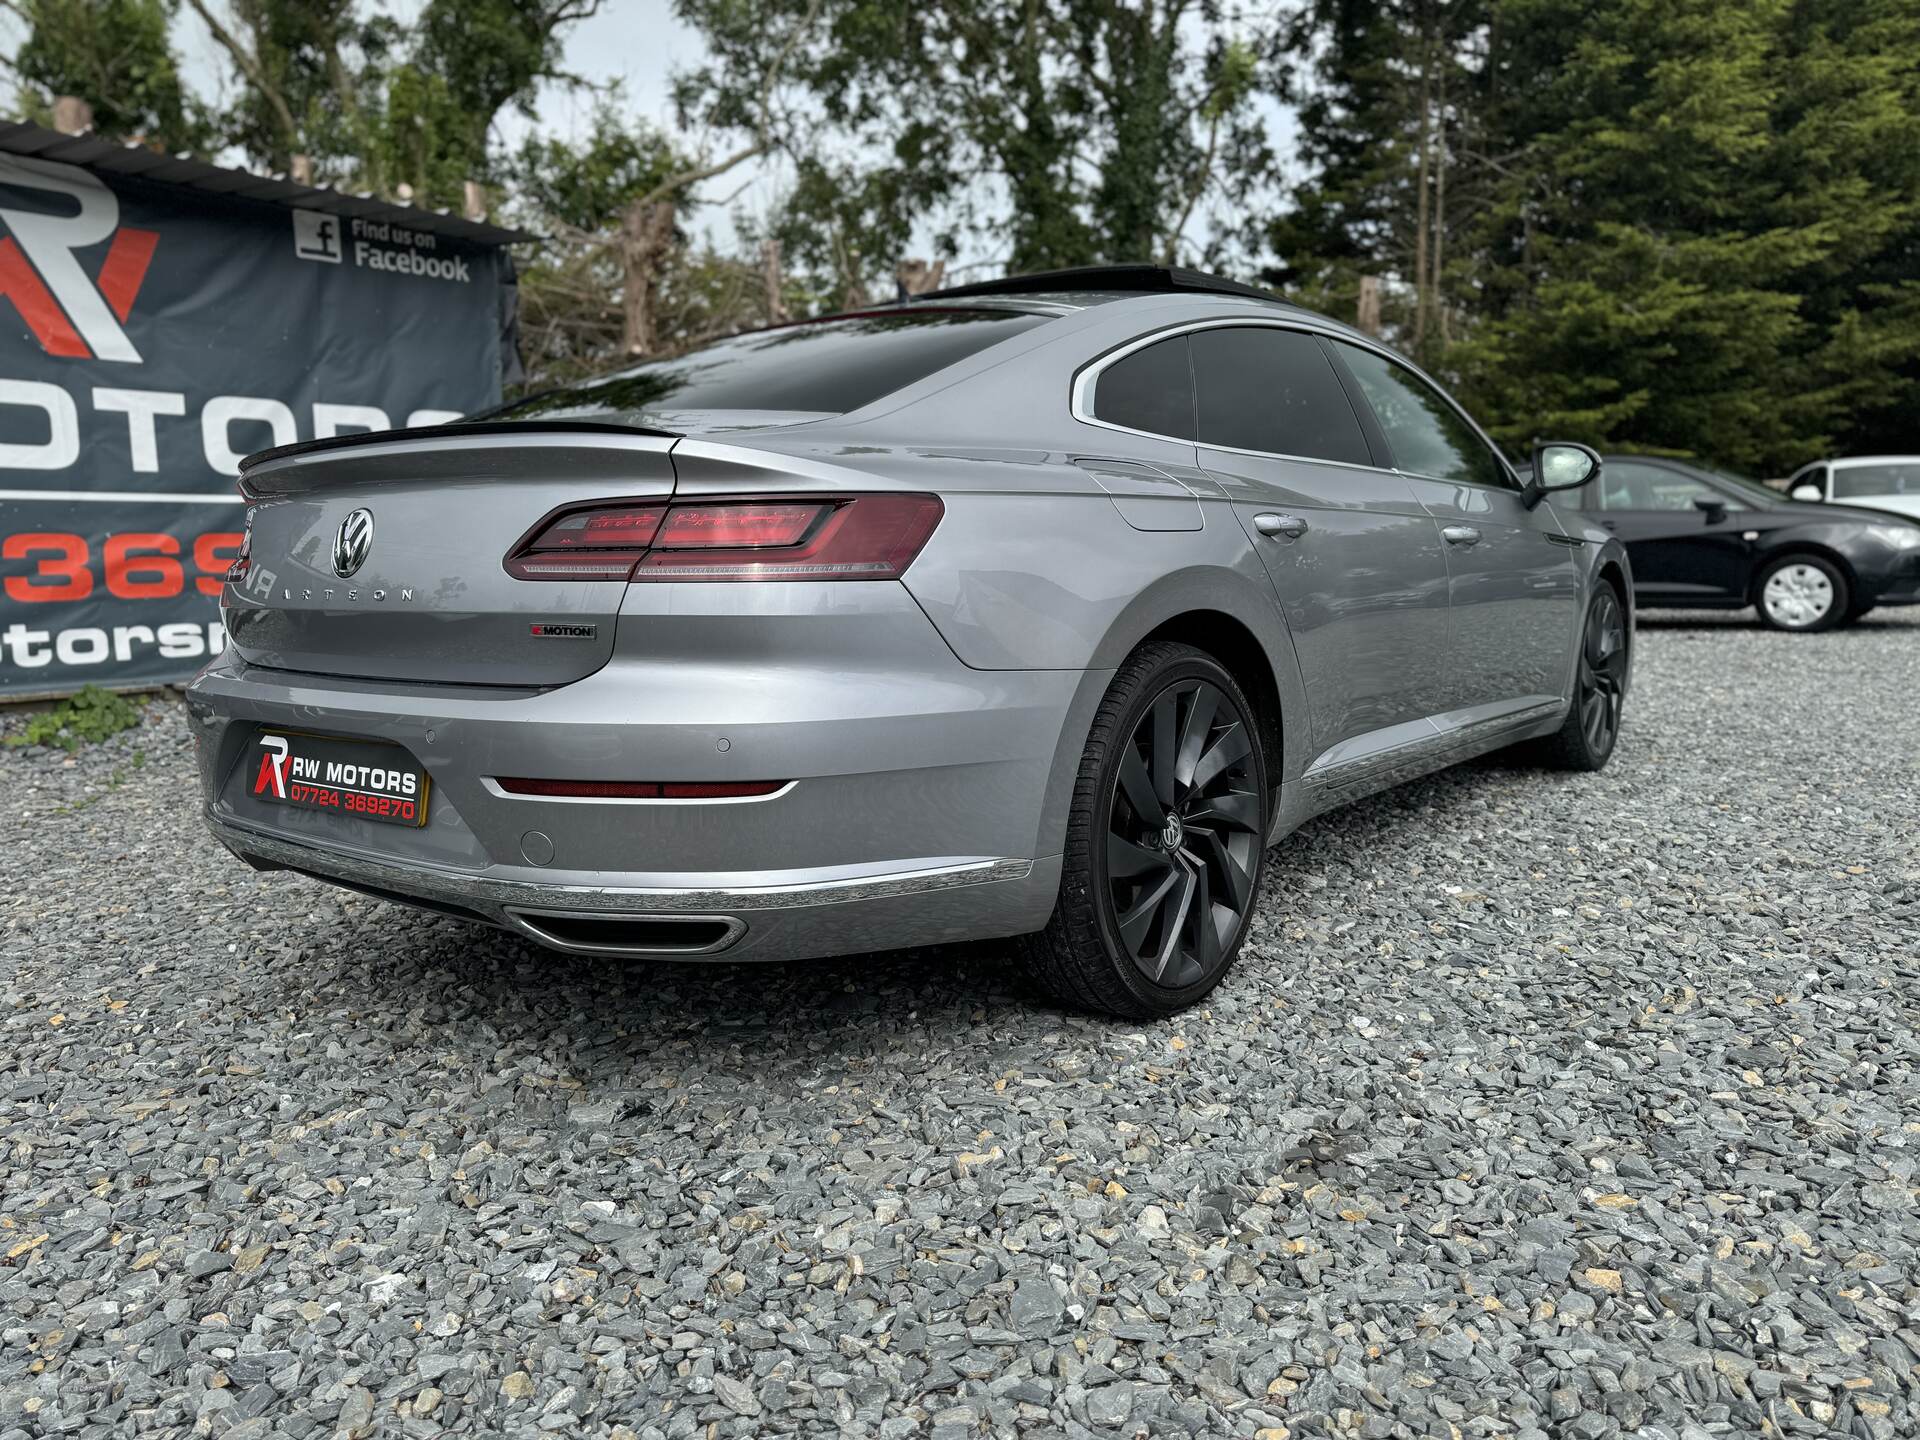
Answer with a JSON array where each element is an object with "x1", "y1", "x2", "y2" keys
[
  {"x1": 1031, "y1": 586, "x2": 1300, "y2": 866},
  {"x1": 1136, "y1": 611, "x2": 1284, "y2": 788}
]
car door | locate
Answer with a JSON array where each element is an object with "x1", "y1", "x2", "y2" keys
[
  {"x1": 1164, "y1": 324, "x2": 1453, "y2": 767},
  {"x1": 1327, "y1": 340, "x2": 1580, "y2": 721},
  {"x1": 1585, "y1": 460, "x2": 1753, "y2": 601}
]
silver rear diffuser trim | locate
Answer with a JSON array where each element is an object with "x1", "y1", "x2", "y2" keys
[{"x1": 209, "y1": 811, "x2": 1034, "y2": 916}]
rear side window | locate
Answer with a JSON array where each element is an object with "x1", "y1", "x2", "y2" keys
[
  {"x1": 1191, "y1": 327, "x2": 1372, "y2": 464},
  {"x1": 1333, "y1": 342, "x2": 1510, "y2": 488},
  {"x1": 1596, "y1": 461, "x2": 1747, "y2": 512},
  {"x1": 485, "y1": 309, "x2": 1050, "y2": 425},
  {"x1": 1091, "y1": 335, "x2": 1195, "y2": 439}
]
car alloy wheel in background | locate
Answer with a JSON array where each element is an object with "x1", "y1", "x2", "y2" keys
[
  {"x1": 1532, "y1": 583, "x2": 1629, "y2": 772},
  {"x1": 1577, "y1": 585, "x2": 1629, "y2": 760},
  {"x1": 1757, "y1": 556, "x2": 1847, "y2": 632},
  {"x1": 1021, "y1": 643, "x2": 1269, "y2": 1018}
]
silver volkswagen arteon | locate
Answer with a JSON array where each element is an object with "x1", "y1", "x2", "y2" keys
[{"x1": 188, "y1": 265, "x2": 1631, "y2": 1017}]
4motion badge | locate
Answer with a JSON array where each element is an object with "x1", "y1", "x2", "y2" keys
[{"x1": 529, "y1": 623, "x2": 597, "y2": 640}]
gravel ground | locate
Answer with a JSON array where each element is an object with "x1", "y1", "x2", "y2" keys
[{"x1": 3, "y1": 609, "x2": 1917, "y2": 1440}]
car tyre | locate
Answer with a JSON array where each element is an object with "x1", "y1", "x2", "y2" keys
[
  {"x1": 1020, "y1": 642, "x2": 1269, "y2": 1019},
  {"x1": 1755, "y1": 554, "x2": 1849, "y2": 632},
  {"x1": 1534, "y1": 583, "x2": 1628, "y2": 772}
]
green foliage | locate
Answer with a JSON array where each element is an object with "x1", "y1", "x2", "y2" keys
[
  {"x1": 1277, "y1": 0, "x2": 1920, "y2": 473},
  {"x1": 12, "y1": 0, "x2": 214, "y2": 153},
  {"x1": 504, "y1": 103, "x2": 686, "y2": 232},
  {"x1": 7, "y1": 686, "x2": 146, "y2": 753}
]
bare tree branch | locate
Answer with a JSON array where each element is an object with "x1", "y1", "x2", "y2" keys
[
  {"x1": 182, "y1": 0, "x2": 299, "y2": 156},
  {"x1": 630, "y1": 0, "x2": 825, "y2": 212}
]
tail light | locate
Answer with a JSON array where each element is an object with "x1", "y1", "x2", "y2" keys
[
  {"x1": 506, "y1": 503, "x2": 665, "y2": 580},
  {"x1": 224, "y1": 503, "x2": 253, "y2": 585},
  {"x1": 505, "y1": 494, "x2": 942, "y2": 582}
]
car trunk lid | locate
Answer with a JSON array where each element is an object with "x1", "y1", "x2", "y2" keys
[{"x1": 225, "y1": 428, "x2": 676, "y2": 686}]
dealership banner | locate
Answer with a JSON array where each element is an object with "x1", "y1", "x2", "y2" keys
[{"x1": 0, "y1": 152, "x2": 512, "y2": 698}]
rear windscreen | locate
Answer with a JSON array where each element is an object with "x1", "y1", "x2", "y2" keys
[{"x1": 483, "y1": 308, "x2": 1051, "y2": 426}]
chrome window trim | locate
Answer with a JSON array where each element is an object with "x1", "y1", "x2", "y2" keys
[
  {"x1": 1071, "y1": 316, "x2": 1382, "y2": 475},
  {"x1": 1069, "y1": 315, "x2": 1517, "y2": 488},
  {"x1": 1320, "y1": 337, "x2": 1523, "y2": 494}
]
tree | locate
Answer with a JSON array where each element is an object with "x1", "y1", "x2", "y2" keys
[
  {"x1": 180, "y1": 0, "x2": 602, "y2": 207},
  {"x1": 1279, "y1": 0, "x2": 1920, "y2": 473},
  {"x1": 5, "y1": 0, "x2": 213, "y2": 152},
  {"x1": 695, "y1": 0, "x2": 1277, "y2": 286},
  {"x1": 1266, "y1": 0, "x2": 1493, "y2": 363}
]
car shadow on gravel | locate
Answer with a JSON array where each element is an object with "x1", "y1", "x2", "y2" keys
[{"x1": 278, "y1": 743, "x2": 1521, "y2": 1080}]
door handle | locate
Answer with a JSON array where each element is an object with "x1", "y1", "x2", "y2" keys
[
  {"x1": 1253, "y1": 512, "x2": 1309, "y2": 540},
  {"x1": 1441, "y1": 525, "x2": 1482, "y2": 547},
  {"x1": 1600, "y1": 520, "x2": 1618, "y2": 531}
]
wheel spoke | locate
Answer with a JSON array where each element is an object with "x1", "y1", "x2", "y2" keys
[
  {"x1": 1150, "y1": 688, "x2": 1182, "y2": 810},
  {"x1": 1118, "y1": 864, "x2": 1182, "y2": 958},
  {"x1": 1190, "y1": 721, "x2": 1252, "y2": 795},
  {"x1": 1150, "y1": 862, "x2": 1197, "y2": 980},
  {"x1": 1184, "y1": 856, "x2": 1216, "y2": 975},
  {"x1": 1107, "y1": 829, "x2": 1171, "y2": 881},
  {"x1": 1187, "y1": 823, "x2": 1254, "y2": 914},
  {"x1": 1173, "y1": 684, "x2": 1219, "y2": 791},
  {"x1": 1117, "y1": 744, "x2": 1163, "y2": 829},
  {"x1": 1187, "y1": 788, "x2": 1262, "y2": 835}
]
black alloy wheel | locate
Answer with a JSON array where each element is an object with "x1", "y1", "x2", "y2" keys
[
  {"x1": 1019, "y1": 642, "x2": 1270, "y2": 1018},
  {"x1": 1099, "y1": 677, "x2": 1263, "y2": 991},
  {"x1": 1576, "y1": 584, "x2": 1629, "y2": 759},
  {"x1": 1535, "y1": 583, "x2": 1629, "y2": 771}
]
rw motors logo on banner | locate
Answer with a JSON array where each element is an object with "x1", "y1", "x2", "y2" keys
[
  {"x1": 0, "y1": 150, "x2": 495, "y2": 695},
  {"x1": 0, "y1": 155, "x2": 156, "y2": 363}
]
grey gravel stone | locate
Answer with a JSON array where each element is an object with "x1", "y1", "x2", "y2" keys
[{"x1": 2, "y1": 610, "x2": 1917, "y2": 1440}]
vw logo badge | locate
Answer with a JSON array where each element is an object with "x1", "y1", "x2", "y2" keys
[{"x1": 333, "y1": 508, "x2": 374, "y2": 578}]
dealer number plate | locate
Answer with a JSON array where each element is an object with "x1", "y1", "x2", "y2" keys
[{"x1": 249, "y1": 730, "x2": 430, "y2": 828}]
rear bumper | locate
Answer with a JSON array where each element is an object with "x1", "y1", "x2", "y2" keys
[
  {"x1": 185, "y1": 580, "x2": 1096, "y2": 961},
  {"x1": 207, "y1": 810, "x2": 1061, "y2": 961}
]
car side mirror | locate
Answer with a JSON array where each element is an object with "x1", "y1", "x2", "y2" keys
[
  {"x1": 1524, "y1": 441, "x2": 1601, "y2": 509},
  {"x1": 1790, "y1": 484, "x2": 1823, "y2": 502},
  {"x1": 1692, "y1": 497, "x2": 1728, "y2": 524}
]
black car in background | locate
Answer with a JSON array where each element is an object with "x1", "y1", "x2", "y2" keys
[{"x1": 1565, "y1": 455, "x2": 1920, "y2": 631}]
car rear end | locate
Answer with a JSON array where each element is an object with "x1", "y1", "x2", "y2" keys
[{"x1": 186, "y1": 307, "x2": 1079, "y2": 960}]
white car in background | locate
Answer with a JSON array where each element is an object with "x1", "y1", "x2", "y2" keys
[{"x1": 1788, "y1": 456, "x2": 1920, "y2": 520}]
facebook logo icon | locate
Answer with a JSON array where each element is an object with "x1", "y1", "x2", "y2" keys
[{"x1": 292, "y1": 209, "x2": 343, "y2": 264}]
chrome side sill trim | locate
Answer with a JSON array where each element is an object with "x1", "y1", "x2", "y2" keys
[{"x1": 1302, "y1": 699, "x2": 1566, "y2": 796}]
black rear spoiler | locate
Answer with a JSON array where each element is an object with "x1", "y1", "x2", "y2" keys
[{"x1": 239, "y1": 418, "x2": 680, "y2": 472}]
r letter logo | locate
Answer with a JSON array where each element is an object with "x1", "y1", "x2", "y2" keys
[
  {"x1": 254, "y1": 734, "x2": 290, "y2": 799},
  {"x1": 0, "y1": 154, "x2": 157, "y2": 363}
]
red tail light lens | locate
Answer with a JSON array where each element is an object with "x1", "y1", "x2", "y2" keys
[
  {"x1": 225, "y1": 499, "x2": 253, "y2": 584},
  {"x1": 505, "y1": 494, "x2": 942, "y2": 582},
  {"x1": 544, "y1": 506, "x2": 666, "y2": 548},
  {"x1": 506, "y1": 502, "x2": 667, "y2": 580},
  {"x1": 654, "y1": 502, "x2": 824, "y2": 549}
]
